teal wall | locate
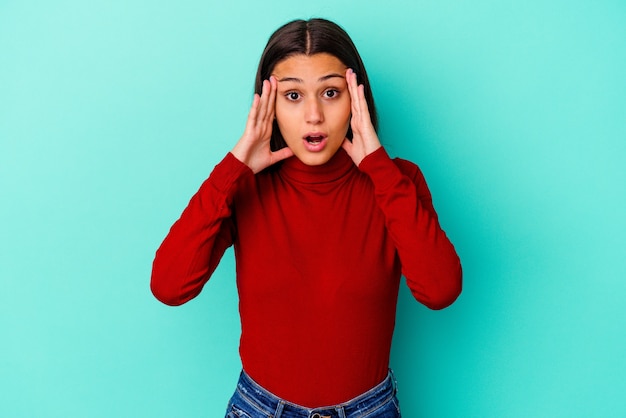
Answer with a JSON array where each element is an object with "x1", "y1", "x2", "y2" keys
[{"x1": 1, "y1": 0, "x2": 624, "y2": 416}]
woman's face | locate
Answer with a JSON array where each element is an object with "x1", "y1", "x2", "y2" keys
[{"x1": 272, "y1": 53, "x2": 351, "y2": 166}]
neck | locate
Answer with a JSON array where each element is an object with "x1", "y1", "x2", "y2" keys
[{"x1": 278, "y1": 148, "x2": 355, "y2": 184}]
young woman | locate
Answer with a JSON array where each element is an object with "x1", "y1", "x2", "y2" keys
[{"x1": 151, "y1": 18, "x2": 462, "y2": 418}]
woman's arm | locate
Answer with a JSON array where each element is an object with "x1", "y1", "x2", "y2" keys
[
  {"x1": 359, "y1": 149, "x2": 462, "y2": 310},
  {"x1": 342, "y1": 68, "x2": 461, "y2": 310},
  {"x1": 150, "y1": 154, "x2": 251, "y2": 306},
  {"x1": 151, "y1": 77, "x2": 291, "y2": 306}
]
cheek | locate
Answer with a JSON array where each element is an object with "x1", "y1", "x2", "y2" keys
[
  {"x1": 334, "y1": 100, "x2": 352, "y2": 129},
  {"x1": 275, "y1": 105, "x2": 298, "y2": 141},
  {"x1": 275, "y1": 103, "x2": 294, "y2": 128}
]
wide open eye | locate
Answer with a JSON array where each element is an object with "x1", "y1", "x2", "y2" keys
[
  {"x1": 285, "y1": 91, "x2": 301, "y2": 101},
  {"x1": 324, "y1": 89, "x2": 339, "y2": 99}
]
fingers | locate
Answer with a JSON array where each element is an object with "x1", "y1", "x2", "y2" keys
[
  {"x1": 341, "y1": 137, "x2": 353, "y2": 153},
  {"x1": 267, "y1": 76, "x2": 277, "y2": 122},
  {"x1": 346, "y1": 69, "x2": 360, "y2": 115},
  {"x1": 271, "y1": 145, "x2": 294, "y2": 164},
  {"x1": 346, "y1": 69, "x2": 371, "y2": 125},
  {"x1": 244, "y1": 77, "x2": 276, "y2": 142},
  {"x1": 347, "y1": 69, "x2": 362, "y2": 113},
  {"x1": 245, "y1": 93, "x2": 260, "y2": 130},
  {"x1": 257, "y1": 77, "x2": 277, "y2": 127},
  {"x1": 257, "y1": 79, "x2": 270, "y2": 125}
]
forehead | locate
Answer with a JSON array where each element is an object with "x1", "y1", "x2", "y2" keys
[{"x1": 272, "y1": 53, "x2": 347, "y2": 81}]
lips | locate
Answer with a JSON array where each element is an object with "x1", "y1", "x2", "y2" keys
[
  {"x1": 306, "y1": 136, "x2": 324, "y2": 144},
  {"x1": 304, "y1": 132, "x2": 327, "y2": 144},
  {"x1": 302, "y1": 132, "x2": 328, "y2": 152}
]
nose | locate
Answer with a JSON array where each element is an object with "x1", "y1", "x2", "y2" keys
[{"x1": 305, "y1": 98, "x2": 324, "y2": 124}]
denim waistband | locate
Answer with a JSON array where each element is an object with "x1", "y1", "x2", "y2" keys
[{"x1": 232, "y1": 369, "x2": 398, "y2": 418}]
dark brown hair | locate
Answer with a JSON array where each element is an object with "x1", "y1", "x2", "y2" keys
[{"x1": 255, "y1": 18, "x2": 378, "y2": 151}]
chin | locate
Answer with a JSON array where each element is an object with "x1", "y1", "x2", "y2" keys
[
  {"x1": 293, "y1": 151, "x2": 336, "y2": 166},
  {"x1": 295, "y1": 154, "x2": 330, "y2": 166}
]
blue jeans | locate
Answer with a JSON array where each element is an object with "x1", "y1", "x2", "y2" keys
[{"x1": 225, "y1": 369, "x2": 401, "y2": 417}]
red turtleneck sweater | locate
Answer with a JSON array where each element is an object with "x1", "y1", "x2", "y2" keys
[{"x1": 151, "y1": 147, "x2": 461, "y2": 407}]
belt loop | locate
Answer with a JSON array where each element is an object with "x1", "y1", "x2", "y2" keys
[
  {"x1": 274, "y1": 400, "x2": 284, "y2": 417},
  {"x1": 389, "y1": 368, "x2": 398, "y2": 394},
  {"x1": 335, "y1": 405, "x2": 346, "y2": 418}
]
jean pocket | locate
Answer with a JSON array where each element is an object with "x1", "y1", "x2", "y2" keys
[
  {"x1": 391, "y1": 395, "x2": 401, "y2": 415},
  {"x1": 362, "y1": 395, "x2": 401, "y2": 417},
  {"x1": 226, "y1": 403, "x2": 254, "y2": 418}
]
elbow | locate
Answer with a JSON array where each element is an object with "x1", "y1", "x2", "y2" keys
[
  {"x1": 423, "y1": 286, "x2": 461, "y2": 310},
  {"x1": 150, "y1": 260, "x2": 208, "y2": 306},
  {"x1": 416, "y1": 263, "x2": 463, "y2": 310},
  {"x1": 150, "y1": 274, "x2": 185, "y2": 306},
  {"x1": 150, "y1": 268, "x2": 205, "y2": 306}
]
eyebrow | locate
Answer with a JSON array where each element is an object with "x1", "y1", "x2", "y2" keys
[{"x1": 277, "y1": 73, "x2": 345, "y2": 83}]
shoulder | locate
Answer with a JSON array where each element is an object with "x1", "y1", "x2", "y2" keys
[{"x1": 391, "y1": 157, "x2": 426, "y2": 185}]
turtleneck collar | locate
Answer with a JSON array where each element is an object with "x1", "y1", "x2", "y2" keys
[{"x1": 278, "y1": 148, "x2": 356, "y2": 184}]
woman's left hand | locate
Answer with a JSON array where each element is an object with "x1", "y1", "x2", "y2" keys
[{"x1": 342, "y1": 68, "x2": 382, "y2": 166}]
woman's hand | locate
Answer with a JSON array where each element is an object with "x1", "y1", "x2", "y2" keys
[
  {"x1": 232, "y1": 77, "x2": 294, "y2": 174},
  {"x1": 342, "y1": 68, "x2": 382, "y2": 166}
]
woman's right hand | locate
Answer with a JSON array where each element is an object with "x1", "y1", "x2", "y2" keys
[{"x1": 231, "y1": 77, "x2": 293, "y2": 174}]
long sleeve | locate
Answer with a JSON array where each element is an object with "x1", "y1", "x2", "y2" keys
[
  {"x1": 358, "y1": 147, "x2": 462, "y2": 310},
  {"x1": 150, "y1": 153, "x2": 253, "y2": 306}
]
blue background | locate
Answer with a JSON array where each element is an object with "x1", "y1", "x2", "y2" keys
[{"x1": 1, "y1": 0, "x2": 625, "y2": 416}]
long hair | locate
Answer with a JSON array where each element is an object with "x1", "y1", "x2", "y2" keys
[{"x1": 255, "y1": 18, "x2": 378, "y2": 151}]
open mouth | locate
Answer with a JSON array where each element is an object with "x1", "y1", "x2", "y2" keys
[
  {"x1": 305, "y1": 135, "x2": 325, "y2": 145},
  {"x1": 302, "y1": 132, "x2": 328, "y2": 152}
]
